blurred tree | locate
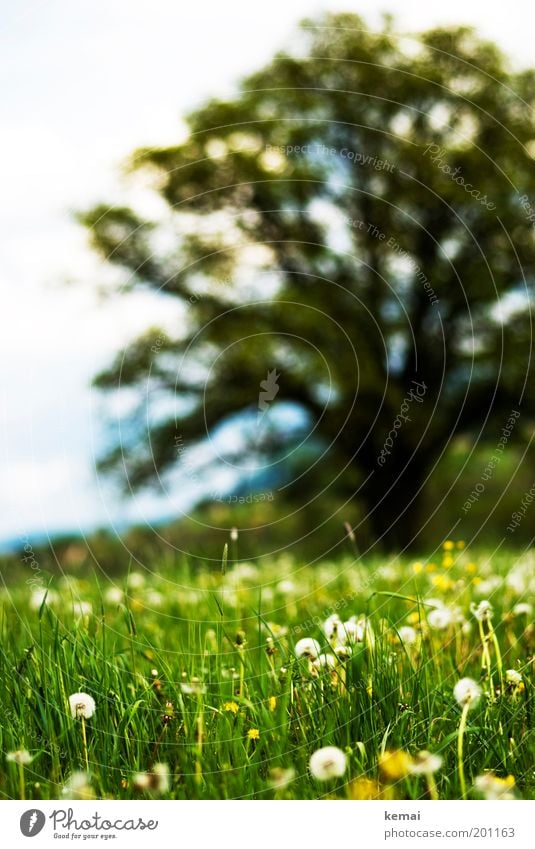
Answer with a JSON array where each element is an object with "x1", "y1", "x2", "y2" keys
[{"x1": 81, "y1": 13, "x2": 535, "y2": 549}]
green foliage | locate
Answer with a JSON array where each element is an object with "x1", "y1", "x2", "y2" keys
[
  {"x1": 0, "y1": 548, "x2": 533, "y2": 800},
  {"x1": 81, "y1": 13, "x2": 535, "y2": 547}
]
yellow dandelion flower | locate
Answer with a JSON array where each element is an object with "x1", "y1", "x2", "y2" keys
[
  {"x1": 407, "y1": 611, "x2": 420, "y2": 625},
  {"x1": 378, "y1": 750, "x2": 414, "y2": 782},
  {"x1": 223, "y1": 701, "x2": 239, "y2": 714},
  {"x1": 247, "y1": 728, "x2": 260, "y2": 741},
  {"x1": 465, "y1": 563, "x2": 477, "y2": 574},
  {"x1": 442, "y1": 555, "x2": 454, "y2": 568},
  {"x1": 412, "y1": 562, "x2": 424, "y2": 574},
  {"x1": 268, "y1": 696, "x2": 277, "y2": 712},
  {"x1": 456, "y1": 540, "x2": 465, "y2": 549},
  {"x1": 426, "y1": 563, "x2": 437, "y2": 573},
  {"x1": 442, "y1": 540, "x2": 454, "y2": 551},
  {"x1": 348, "y1": 777, "x2": 383, "y2": 799}
]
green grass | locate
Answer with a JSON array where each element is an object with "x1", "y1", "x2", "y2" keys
[{"x1": 0, "y1": 545, "x2": 533, "y2": 800}]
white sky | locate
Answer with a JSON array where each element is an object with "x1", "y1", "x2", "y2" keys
[{"x1": 1, "y1": 0, "x2": 534, "y2": 545}]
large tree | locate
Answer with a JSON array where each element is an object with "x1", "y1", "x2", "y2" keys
[{"x1": 82, "y1": 13, "x2": 535, "y2": 549}]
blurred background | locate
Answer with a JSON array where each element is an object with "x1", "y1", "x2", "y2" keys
[{"x1": 2, "y1": 0, "x2": 535, "y2": 574}]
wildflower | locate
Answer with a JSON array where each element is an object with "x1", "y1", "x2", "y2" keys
[
  {"x1": 161, "y1": 701, "x2": 175, "y2": 723},
  {"x1": 378, "y1": 750, "x2": 414, "y2": 782},
  {"x1": 152, "y1": 762, "x2": 170, "y2": 793},
  {"x1": 333, "y1": 643, "x2": 352, "y2": 660},
  {"x1": 323, "y1": 614, "x2": 342, "y2": 643},
  {"x1": 312, "y1": 653, "x2": 337, "y2": 671},
  {"x1": 247, "y1": 728, "x2": 260, "y2": 741},
  {"x1": 29, "y1": 588, "x2": 58, "y2": 609},
  {"x1": 72, "y1": 601, "x2": 92, "y2": 618},
  {"x1": 340, "y1": 617, "x2": 367, "y2": 645},
  {"x1": 505, "y1": 669, "x2": 524, "y2": 696},
  {"x1": 471, "y1": 600, "x2": 493, "y2": 622},
  {"x1": 223, "y1": 701, "x2": 239, "y2": 714},
  {"x1": 408, "y1": 750, "x2": 443, "y2": 775},
  {"x1": 68, "y1": 692, "x2": 96, "y2": 720},
  {"x1": 474, "y1": 773, "x2": 516, "y2": 800},
  {"x1": 265, "y1": 636, "x2": 276, "y2": 656},
  {"x1": 294, "y1": 637, "x2": 321, "y2": 659},
  {"x1": 127, "y1": 572, "x2": 145, "y2": 589},
  {"x1": 6, "y1": 749, "x2": 33, "y2": 765},
  {"x1": 443, "y1": 540, "x2": 454, "y2": 551},
  {"x1": 505, "y1": 669, "x2": 522, "y2": 686},
  {"x1": 268, "y1": 766, "x2": 295, "y2": 789},
  {"x1": 146, "y1": 590, "x2": 163, "y2": 607},
  {"x1": 104, "y1": 586, "x2": 123, "y2": 604},
  {"x1": 62, "y1": 771, "x2": 95, "y2": 800},
  {"x1": 309, "y1": 746, "x2": 347, "y2": 781},
  {"x1": 268, "y1": 696, "x2": 277, "y2": 712},
  {"x1": 133, "y1": 763, "x2": 170, "y2": 794},
  {"x1": 398, "y1": 626, "x2": 417, "y2": 646},
  {"x1": 427, "y1": 607, "x2": 455, "y2": 630},
  {"x1": 348, "y1": 777, "x2": 382, "y2": 799},
  {"x1": 473, "y1": 577, "x2": 501, "y2": 597},
  {"x1": 453, "y1": 678, "x2": 482, "y2": 709},
  {"x1": 512, "y1": 602, "x2": 532, "y2": 617},
  {"x1": 456, "y1": 540, "x2": 465, "y2": 549},
  {"x1": 180, "y1": 678, "x2": 206, "y2": 696}
]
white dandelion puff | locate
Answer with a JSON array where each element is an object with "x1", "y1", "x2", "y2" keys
[
  {"x1": 6, "y1": 749, "x2": 33, "y2": 765},
  {"x1": 309, "y1": 746, "x2": 347, "y2": 781},
  {"x1": 453, "y1": 677, "x2": 482, "y2": 710},
  {"x1": 68, "y1": 692, "x2": 96, "y2": 720},
  {"x1": 295, "y1": 638, "x2": 322, "y2": 659}
]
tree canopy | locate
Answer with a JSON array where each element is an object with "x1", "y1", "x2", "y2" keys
[{"x1": 81, "y1": 13, "x2": 535, "y2": 551}]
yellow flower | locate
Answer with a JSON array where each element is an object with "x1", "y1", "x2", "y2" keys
[
  {"x1": 247, "y1": 728, "x2": 260, "y2": 741},
  {"x1": 348, "y1": 777, "x2": 383, "y2": 799},
  {"x1": 442, "y1": 540, "x2": 454, "y2": 551},
  {"x1": 268, "y1": 696, "x2": 277, "y2": 712},
  {"x1": 412, "y1": 561, "x2": 424, "y2": 574},
  {"x1": 426, "y1": 563, "x2": 437, "y2": 573},
  {"x1": 442, "y1": 555, "x2": 454, "y2": 568},
  {"x1": 378, "y1": 750, "x2": 414, "y2": 782},
  {"x1": 465, "y1": 563, "x2": 477, "y2": 574},
  {"x1": 223, "y1": 701, "x2": 239, "y2": 714},
  {"x1": 456, "y1": 540, "x2": 465, "y2": 549}
]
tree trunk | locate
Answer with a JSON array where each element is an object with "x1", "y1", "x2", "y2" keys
[{"x1": 360, "y1": 452, "x2": 429, "y2": 551}]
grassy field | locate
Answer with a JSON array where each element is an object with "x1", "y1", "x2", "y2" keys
[{"x1": 0, "y1": 543, "x2": 533, "y2": 800}]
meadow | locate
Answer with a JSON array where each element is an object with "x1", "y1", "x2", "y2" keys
[{"x1": 0, "y1": 542, "x2": 533, "y2": 801}]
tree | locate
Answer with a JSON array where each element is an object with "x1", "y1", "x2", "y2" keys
[{"x1": 81, "y1": 13, "x2": 535, "y2": 550}]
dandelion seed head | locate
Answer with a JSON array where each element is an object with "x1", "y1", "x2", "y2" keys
[
  {"x1": 309, "y1": 746, "x2": 347, "y2": 781},
  {"x1": 453, "y1": 677, "x2": 482, "y2": 709},
  {"x1": 294, "y1": 637, "x2": 321, "y2": 659},
  {"x1": 6, "y1": 749, "x2": 32, "y2": 765},
  {"x1": 68, "y1": 692, "x2": 96, "y2": 720}
]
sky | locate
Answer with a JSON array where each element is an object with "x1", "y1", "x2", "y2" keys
[{"x1": 2, "y1": 0, "x2": 535, "y2": 547}]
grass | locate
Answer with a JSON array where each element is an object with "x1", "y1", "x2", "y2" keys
[{"x1": 0, "y1": 543, "x2": 533, "y2": 800}]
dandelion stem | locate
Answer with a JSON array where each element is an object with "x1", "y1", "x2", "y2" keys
[
  {"x1": 81, "y1": 716, "x2": 89, "y2": 772},
  {"x1": 488, "y1": 621, "x2": 503, "y2": 692},
  {"x1": 18, "y1": 763, "x2": 25, "y2": 801},
  {"x1": 427, "y1": 772, "x2": 438, "y2": 801},
  {"x1": 478, "y1": 619, "x2": 492, "y2": 690},
  {"x1": 457, "y1": 701, "x2": 470, "y2": 799}
]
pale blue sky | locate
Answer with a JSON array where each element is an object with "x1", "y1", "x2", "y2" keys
[{"x1": 1, "y1": 0, "x2": 534, "y2": 546}]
